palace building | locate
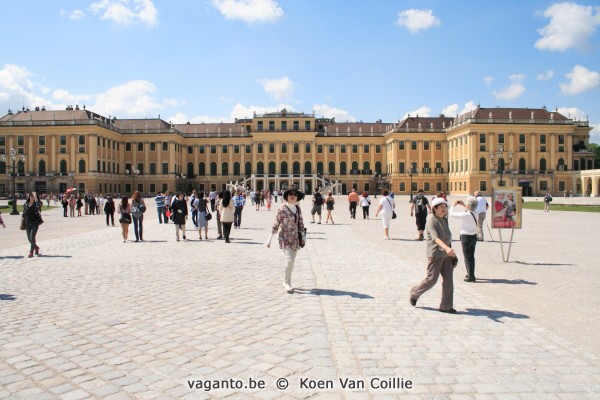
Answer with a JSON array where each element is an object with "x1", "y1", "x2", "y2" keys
[{"x1": 0, "y1": 105, "x2": 597, "y2": 197}]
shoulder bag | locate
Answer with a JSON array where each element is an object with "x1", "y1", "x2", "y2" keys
[{"x1": 386, "y1": 197, "x2": 397, "y2": 219}]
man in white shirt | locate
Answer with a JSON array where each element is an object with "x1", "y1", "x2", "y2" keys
[
  {"x1": 450, "y1": 196, "x2": 480, "y2": 282},
  {"x1": 474, "y1": 191, "x2": 488, "y2": 241},
  {"x1": 209, "y1": 190, "x2": 217, "y2": 212}
]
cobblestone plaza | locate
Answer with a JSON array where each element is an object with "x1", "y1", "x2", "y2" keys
[{"x1": 1, "y1": 197, "x2": 599, "y2": 399}]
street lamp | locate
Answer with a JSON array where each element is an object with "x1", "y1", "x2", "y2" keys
[
  {"x1": 490, "y1": 145, "x2": 513, "y2": 187},
  {"x1": 408, "y1": 168, "x2": 419, "y2": 201},
  {"x1": 0, "y1": 148, "x2": 27, "y2": 215},
  {"x1": 126, "y1": 167, "x2": 140, "y2": 194}
]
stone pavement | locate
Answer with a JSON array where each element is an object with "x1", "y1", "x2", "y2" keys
[{"x1": 1, "y1": 196, "x2": 599, "y2": 399}]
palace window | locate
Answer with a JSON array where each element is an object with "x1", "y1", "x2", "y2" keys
[
  {"x1": 424, "y1": 141, "x2": 430, "y2": 151},
  {"x1": 281, "y1": 143, "x2": 287, "y2": 153},
  {"x1": 60, "y1": 136, "x2": 67, "y2": 146},
  {"x1": 163, "y1": 142, "x2": 168, "y2": 151},
  {"x1": 341, "y1": 145, "x2": 346, "y2": 153},
  {"x1": 399, "y1": 141, "x2": 405, "y2": 150},
  {"x1": 411, "y1": 141, "x2": 417, "y2": 150},
  {"x1": 138, "y1": 143, "x2": 143, "y2": 151},
  {"x1": 269, "y1": 121, "x2": 275, "y2": 131},
  {"x1": 258, "y1": 144, "x2": 263, "y2": 153}
]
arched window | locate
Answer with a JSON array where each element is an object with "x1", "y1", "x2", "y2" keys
[
  {"x1": 293, "y1": 162, "x2": 300, "y2": 174},
  {"x1": 351, "y1": 161, "x2": 359, "y2": 174},
  {"x1": 558, "y1": 158, "x2": 565, "y2": 171},
  {"x1": 210, "y1": 162, "x2": 217, "y2": 176},
  {"x1": 281, "y1": 161, "x2": 288, "y2": 175},
  {"x1": 199, "y1": 162, "x2": 205, "y2": 176},
  {"x1": 257, "y1": 162, "x2": 264, "y2": 174},
  {"x1": 222, "y1": 162, "x2": 229, "y2": 176},
  {"x1": 304, "y1": 161, "x2": 312, "y2": 174},
  {"x1": 269, "y1": 162, "x2": 276, "y2": 174},
  {"x1": 540, "y1": 158, "x2": 547, "y2": 172},
  {"x1": 187, "y1": 162, "x2": 194, "y2": 176},
  {"x1": 340, "y1": 161, "x2": 347, "y2": 175},
  {"x1": 479, "y1": 158, "x2": 486, "y2": 171},
  {"x1": 38, "y1": 160, "x2": 46, "y2": 175},
  {"x1": 245, "y1": 162, "x2": 252, "y2": 175},
  {"x1": 317, "y1": 162, "x2": 324, "y2": 175},
  {"x1": 60, "y1": 160, "x2": 67, "y2": 174},
  {"x1": 375, "y1": 162, "x2": 382, "y2": 175},
  {"x1": 363, "y1": 161, "x2": 370, "y2": 173},
  {"x1": 519, "y1": 158, "x2": 526, "y2": 171},
  {"x1": 233, "y1": 162, "x2": 240, "y2": 176},
  {"x1": 328, "y1": 161, "x2": 336, "y2": 175},
  {"x1": 78, "y1": 160, "x2": 86, "y2": 173}
]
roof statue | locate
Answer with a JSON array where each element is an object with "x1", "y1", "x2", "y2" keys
[
  {"x1": 550, "y1": 113, "x2": 554, "y2": 120},
  {"x1": 430, "y1": 122, "x2": 434, "y2": 129},
  {"x1": 531, "y1": 111, "x2": 534, "y2": 119},
  {"x1": 489, "y1": 112, "x2": 493, "y2": 119},
  {"x1": 509, "y1": 111, "x2": 512, "y2": 119}
]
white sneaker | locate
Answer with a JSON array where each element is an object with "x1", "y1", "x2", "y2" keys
[{"x1": 283, "y1": 282, "x2": 294, "y2": 293}]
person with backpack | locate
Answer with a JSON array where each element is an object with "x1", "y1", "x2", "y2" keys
[
  {"x1": 410, "y1": 189, "x2": 432, "y2": 241},
  {"x1": 311, "y1": 189, "x2": 324, "y2": 224},
  {"x1": 544, "y1": 192, "x2": 553, "y2": 212}
]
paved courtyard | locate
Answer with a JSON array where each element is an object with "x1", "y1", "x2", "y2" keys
[{"x1": 1, "y1": 195, "x2": 599, "y2": 399}]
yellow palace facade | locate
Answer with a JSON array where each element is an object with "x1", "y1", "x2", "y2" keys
[{"x1": 0, "y1": 105, "x2": 596, "y2": 197}]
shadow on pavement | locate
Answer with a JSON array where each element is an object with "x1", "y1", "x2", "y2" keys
[
  {"x1": 0, "y1": 256, "x2": 25, "y2": 259},
  {"x1": 36, "y1": 255, "x2": 73, "y2": 258},
  {"x1": 512, "y1": 261, "x2": 575, "y2": 266},
  {"x1": 419, "y1": 306, "x2": 529, "y2": 323},
  {"x1": 0, "y1": 294, "x2": 16, "y2": 301},
  {"x1": 460, "y1": 308, "x2": 530, "y2": 323},
  {"x1": 476, "y1": 278, "x2": 538, "y2": 285},
  {"x1": 233, "y1": 241, "x2": 262, "y2": 245},
  {"x1": 294, "y1": 288, "x2": 374, "y2": 299}
]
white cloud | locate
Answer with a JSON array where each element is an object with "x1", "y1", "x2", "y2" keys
[
  {"x1": 402, "y1": 106, "x2": 431, "y2": 119},
  {"x1": 167, "y1": 112, "x2": 227, "y2": 124},
  {"x1": 52, "y1": 89, "x2": 92, "y2": 104},
  {"x1": 483, "y1": 76, "x2": 494, "y2": 86},
  {"x1": 0, "y1": 64, "x2": 60, "y2": 111},
  {"x1": 211, "y1": 0, "x2": 283, "y2": 24},
  {"x1": 90, "y1": 0, "x2": 158, "y2": 27},
  {"x1": 535, "y1": 3, "x2": 600, "y2": 52},
  {"x1": 0, "y1": 64, "x2": 182, "y2": 118},
  {"x1": 396, "y1": 9, "x2": 440, "y2": 34},
  {"x1": 168, "y1": 102, "x2": 295, "y2": 124},
  {"x1": 537, "y1": 70, "x2": 555, "y2": 81},
  {"x1": 441, "y1": 101, "x2": 477, "y2": 117},
  {"x1": 60, "y1": 9, "x2": 86, "y2": 20},
  {"x1": 589, "y1": 123, "x2": 600, "y2": 144},
  {"x1": 313, "y1": 104, "x2": 355, "y2": 122},
  {"x1": 70, "y1": 10, "x2": 86, "y2": 20},
  {"x1": 258, "y1": 77, "x2": 294, "y2": 102},
  {"x1": 493, "y1": 74, "x2": 526, "y2": 101},
  {"x1": 557, "y1": 107, "x2": 587, "y2": 121},
  {"x1": 559, "y1": 65, "x2": 600, "y2": 96},
  {"x1": 92, "y1": 80, "x2": 165, "y2": 117}
]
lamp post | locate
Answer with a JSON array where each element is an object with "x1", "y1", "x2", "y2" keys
[
  {"x1": 489, "y1": 145, "x2": 513, "y2": 187},
  {"x1": 0, "y1": 148, "x2": 27, "y2": 215},
  {"x1": 126, "y1": 167, "x2": 140, "y2": 194},
  {"x1": 408, "y1": 168, "x2": 419, "y2": 201}
]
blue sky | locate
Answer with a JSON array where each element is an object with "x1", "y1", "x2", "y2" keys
[{"x1": 1, "y1": 0, "x2": 599, "y2": 142}]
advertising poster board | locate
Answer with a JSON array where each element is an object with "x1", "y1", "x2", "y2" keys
[{"x1": 491, "y1": 187, "x2": 522, "y2": 229}]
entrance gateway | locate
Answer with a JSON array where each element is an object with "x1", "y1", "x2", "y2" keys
[{"x1": 519, "y1": 180, "x2": 532, "y2": 197}]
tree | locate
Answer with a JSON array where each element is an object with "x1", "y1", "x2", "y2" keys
[{"x1": 588, "y1": 143, "x2": 600, "y2": 169}]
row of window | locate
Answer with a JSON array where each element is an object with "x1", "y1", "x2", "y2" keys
[
  {"x1": 390, "y1": 141, "x2": 444, "y2": 151},
  {"x1": 256, "y1": 121, "x2": 311, "y2": 131},
  {"x1": 0, "y1": 135, "x2": 87, "y2": 147},
  {"x1": 182, "y1": 161, "x2": 384, "y2": 176}
]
